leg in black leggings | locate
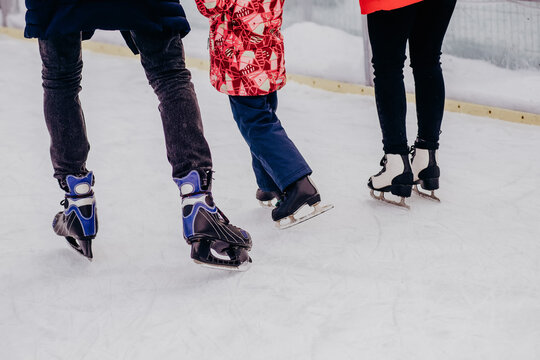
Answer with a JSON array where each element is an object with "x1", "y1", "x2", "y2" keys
[
  {"x1": 367, "y1": 5, "x2": 418, "y2": 155},
  {"x1": 409, "y1": 0, "x2": 457, "y2": 150}
]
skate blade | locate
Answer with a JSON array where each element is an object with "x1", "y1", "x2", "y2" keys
[
  {"x1": 413, "y1": 185, "x2": 440, "y2": 202},
  {"x1": 65, "y1": 237, "x2": 93, "y2": 261},
  {"x1": 259, "y1": 200, "x2": 276, "y2": 208},
  {"x1": 370, "y1": 189, "x2": 410, "y2": 209},
  {"x1": 275, "y1": 202, "x2": 334, "y2": 230},
  {"x1": 193, "y1": 258, "x2": 252, "y2": 272}
]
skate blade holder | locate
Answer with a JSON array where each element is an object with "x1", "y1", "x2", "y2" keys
[
  {"x1": 65, "y1": 236, "x2": 94, "y2": 261},
  {"x1": 259, "y1": 199, "x2": 278, "y2": 208},
  {"x1": 370, "y1": 189, "x2": 410, "y2": 209},
  {"x1": 191, "y1": 240, "x2": 252, "y2": 272},
  {"x1": 413, "y1": 185, "x2": 440, "y2": 202},
  {"x1": 275, "y1": 202, "x2": 334, "y2": 230},
  {"x1": 193, "y1": 257, "x2": 252, "y2": 272}
]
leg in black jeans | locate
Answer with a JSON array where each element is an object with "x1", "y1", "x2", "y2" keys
[
  {"x1": 39, "y1": 33, "x2": 90, "y2": 180},
  {"x1": 39, "y1": 31, "x2": 213, "y2": 181},
  {"x1": 367, "y1": 0, "x2": 456, "y2": 153},
  {"x1": 130, "y1": 30, "x2": 213, "y2": 177},
  {"x1": 409, "y1": 0, "x2": 456, "y2": 150}
]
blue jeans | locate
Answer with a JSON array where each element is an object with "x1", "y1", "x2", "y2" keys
[
  {"x1": 228, "y1": 92, "x2": 312, "y2": 192},
  {"x1": 367, "y1": 0, "x2": 457, "y2": 153},
  {"x1": 38, "y1": 31, "x2": 212, "y2": 180}
]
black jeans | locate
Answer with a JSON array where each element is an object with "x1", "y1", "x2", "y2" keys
[
  {"x1": 38, "y1": 31, "x2": 212, "y2": 181},
  {"x1": 367, "y1": 0, "x2": 456, "y2": 154}
]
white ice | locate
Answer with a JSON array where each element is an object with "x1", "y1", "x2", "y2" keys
[{"x1": 1, "y1": 28, "x2": 540, "y2": 360}]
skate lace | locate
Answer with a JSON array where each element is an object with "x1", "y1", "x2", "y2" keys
[
  {"x1": 216, "y1": 207, "x2": 231, "y2": 225},
  {"x1": 274, "y1": 192, "x2": 287, "y2": 208},
  {"x1": 409, "y1": 145, "x2": 416, "y2": 159},
  {"x1": 215, "y1": 204, "x2": 247, "y2": 234}
]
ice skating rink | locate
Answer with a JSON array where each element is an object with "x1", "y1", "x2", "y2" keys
[{"x1": 1, "y1": 34, "x2": 539, "y2": 360}]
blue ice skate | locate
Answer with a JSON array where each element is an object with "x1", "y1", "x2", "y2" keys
[
  {"x1": 52, "y1": 172, "x2": 97, "y2": 260},
  {"x1": 174, "y1": 170, "x2": 252, "y2": 271}
]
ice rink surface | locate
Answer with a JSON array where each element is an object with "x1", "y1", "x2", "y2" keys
[{"x1": 0, "y1": 34, "x2": 539, "y2": 360}]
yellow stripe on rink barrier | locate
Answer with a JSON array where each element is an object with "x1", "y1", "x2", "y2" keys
[
  {"x1": 2, "y1": 26, "x2": 539, "y2": 126},
  {"x1": 1, "y1": 25, "x2": 28, "y2": 40},
  {"x1": 287, "y1": 73, "x2": 540, "y2": 126},
  {"x1": 82, "y1": 40, "x2": 135, "y2": 57}
]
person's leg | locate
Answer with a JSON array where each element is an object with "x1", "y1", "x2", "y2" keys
[
  {"x1": 39, "y1": 33, "x2": 90, "y2": 180},
  {"x1": 130, "y1": 30, "x2": 212, "y2": 178},
  {"x1": 409, "y1": 0, "x2": 457, "y2": 150},
  {"x1": 228, "y1": 92, "x2": 311, "y2": 192},
  {"x1": 39, "y1": 33, "x2": 97, "y2": 258},
  {"x1": 132, "y1": 30, "x2": 251, "y2": 270},
  {"x1": 367, "y1": 5, "x2": 418, "y2": 155},
  {"x1": 250, "y1": 154, "x2": 280, "y2": 193}
]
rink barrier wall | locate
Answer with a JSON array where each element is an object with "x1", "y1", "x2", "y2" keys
[{"x1": 2, "y1": 26, "x2": 539, "y2": 126}]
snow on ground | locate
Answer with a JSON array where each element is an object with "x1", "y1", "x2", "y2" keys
[{"x1": 1, "y1": 33, "x2": 540, "y2": 360}]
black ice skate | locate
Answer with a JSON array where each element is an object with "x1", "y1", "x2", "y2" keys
[
  {"x1": 271, "y1": 176, "x2": 333, "y2": 229},
  {"x1": 174, "y1": 170, "x2": 252, "y2": 271},
  {"x1": 52, "y1": 172, "x2": 97, "y2": 261},
  {"x1": 256, "y1": 188, "x2": 282, "y2": 208},
  {"x1": 368, "y1": 154, "x2": 413, "y2": 209},
  {"x1": 411, "y1": 146, "x2": 441, "y2": 201}
]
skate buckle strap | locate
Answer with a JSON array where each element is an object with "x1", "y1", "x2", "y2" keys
[
  {"x1": 65, "y1": 191, "x2": 94, "y2": 200},
  {"x1": 181, "y1": 190, "x2": 210, "y2": 199}
]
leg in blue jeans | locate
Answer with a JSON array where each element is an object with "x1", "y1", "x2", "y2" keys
[
  {"x1": 250, "y1": 154, "x2": 280, "y2": 193},
  {"x1": 228, "y1": 92, "x2": 312, "y2": 192}
]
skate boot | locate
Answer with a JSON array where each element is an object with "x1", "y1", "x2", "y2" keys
[
  {"x1": 256, "y1": 188, "x2": 282, "y2": 208},
  {"x1": 271, "y1": 176, "x2": 333, "y2": 229},
  {"x1": 52, "y1": 172, "x2": 97, "y2": 260},
  {"x1": 174, "y1": 170, "x2": 252, "y2": 271},
  {"x1": 411, "y1": 146, "x2": 440, "y2": 201},
  {"x1": 368, "y1": 154, "x2": 413, "y2": 209}
]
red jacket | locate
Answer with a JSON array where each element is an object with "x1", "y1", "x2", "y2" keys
[
  {"x1": 194, "y1": 0, "x2": 287, "y2": 96},
  {"x1": 359, "y1": 0, "x2": 423, "y2": 14}
]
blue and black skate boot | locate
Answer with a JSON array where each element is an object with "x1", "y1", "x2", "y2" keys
[
  {"x1": 174, "y1": 170, "x2": 252, "y2": 271},
  {"x1": 52, "y1": 172, "x2": 97, "y2": 260}
]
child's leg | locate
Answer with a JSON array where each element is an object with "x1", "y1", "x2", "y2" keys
[
  {"x1": 251, "y1": 154, "x2": 280, "y2": 193},
  {"x1": 228, "y1": 92, "x2": 312, "y2": 191}
]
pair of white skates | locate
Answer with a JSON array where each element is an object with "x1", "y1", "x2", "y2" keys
[{"x1": 368, "y1": 147, "x2": 440, "y2": 209}]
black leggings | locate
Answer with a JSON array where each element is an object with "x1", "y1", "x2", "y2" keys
[{"x1": 367, "y1": 0, "x2": 456, "y2": 154}]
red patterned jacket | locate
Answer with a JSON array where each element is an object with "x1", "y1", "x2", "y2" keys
[{"x1": 194, "y1": 0, "x2": 287, "y2": 96}]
